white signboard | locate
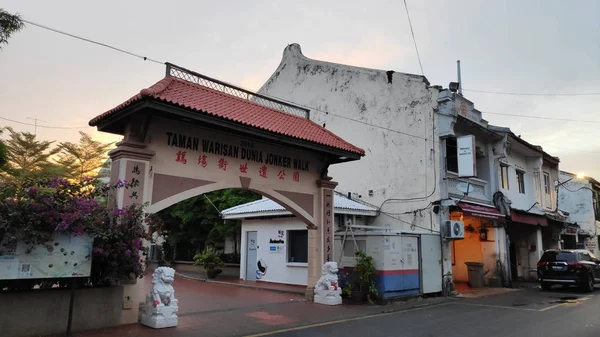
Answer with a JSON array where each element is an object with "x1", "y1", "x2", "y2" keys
[
  {"x1": 457, "y1": 135, "x2": 477, "y2": 178},
  {"x1": 0, "y1": 233, "x2": 93, "y2": 280}
]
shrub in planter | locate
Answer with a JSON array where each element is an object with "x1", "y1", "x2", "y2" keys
[
  {"x1": 193, "y1": 249, "x2": 225, "y2": 279},
  {"x1": 342, "y1": 250, "x2": 379, "y2": 304}
]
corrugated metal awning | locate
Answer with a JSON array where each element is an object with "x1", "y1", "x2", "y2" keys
[
  {"x1": 457, "y1": 201, "x2": 505, "y2": 221},
  {"x1": 221, "y1": 192, "x2": 378, "y2": 219},
  {"x1": 510, "y1": 210, "x2": 548, "y2": 227}
]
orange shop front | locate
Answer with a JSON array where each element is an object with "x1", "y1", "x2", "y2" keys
[{"x1": 450, "y1": 202, "x2": 506, "y2": 287}]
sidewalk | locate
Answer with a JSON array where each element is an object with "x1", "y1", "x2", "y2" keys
[{"x1": 49, "y1": 275, "x2": 449, "y2": 337}]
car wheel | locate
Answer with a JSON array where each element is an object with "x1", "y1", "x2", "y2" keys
[
  {"x1": 581, "y1": 272, "x2": 594, "y2": 293},
  {"x1": 541, "y1": 282, "x2": 552, "y2": 291}
]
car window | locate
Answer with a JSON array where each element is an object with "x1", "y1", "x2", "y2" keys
[
  {"x1": 579, "y1": 252, "x2": 592, "y2": 261},
  {"x1": 540, "y1": 251, "x2": 576, "y2": 262},
  {"x1": 589, "y1": 252, "x2": 598, "y2": 260}
]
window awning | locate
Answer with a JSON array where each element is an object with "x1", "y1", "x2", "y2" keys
[
  {"x1": 510, "y1": 210, "x2": 548, "y2": 227},
  {"x1": 457, "y1": 202, "x2": 505, "y2": 221}
]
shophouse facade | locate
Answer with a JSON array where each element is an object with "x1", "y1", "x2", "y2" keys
[{"x1": 487, "y1": 128, "x2": 565, "y2": 281}]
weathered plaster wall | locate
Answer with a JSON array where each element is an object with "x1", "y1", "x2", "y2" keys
[
  {"x1": 558, "y1": 172, "x2": 595, "y2": 236},
  {"x1": 258, "y1": 44, "x2": 440, "y2": 232},
  {"x1": 240, "y1": 218, "x2": 309, "y2": 286}
]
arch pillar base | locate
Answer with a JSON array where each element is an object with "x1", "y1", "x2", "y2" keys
[{"x1": 306, "y1": 179, "x2": 338, "y2": 301}]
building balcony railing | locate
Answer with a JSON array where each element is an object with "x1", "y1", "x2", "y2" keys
[
  {"x1": 165, "y1": 63, "x2": 310, "y2": 119},
  {"x1": 445, "y1": 172, "x2": 490, "y2": 203}
]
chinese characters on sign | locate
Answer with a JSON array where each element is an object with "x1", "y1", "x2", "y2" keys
[
  {"x1": 218, "y1": 158, "x2": 228, "y2": 171},
  {"x1": 323, "y1": 191, "x2": 333, "y2": 263},
  {"x1": 197, "y1": 155, "x2": 207, "y2": 168},
  {"x1": 278, "y1": 170, "x2": 286, "y2": 180},
  {"x1": 175, "y1": 151, "x2": 187, "y2": 164},
  {"x1": 259, "y1": 165, "x2": 268, "y2": 178},
  {"x1": 168, "y1": 132, "x2": 311, "y2": 182}
]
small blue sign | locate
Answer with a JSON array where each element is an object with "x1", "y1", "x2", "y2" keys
[{"x1": 270, "y1": 246, "x2": 276, "y2": 252}]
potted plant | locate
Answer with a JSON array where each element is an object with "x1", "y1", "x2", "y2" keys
[
  {"x1": 344, "y1": 250, "x2": 379, "y2": 304},
  {"x1": 193, "y1": 248, "x2": 225, "y2": 279}
]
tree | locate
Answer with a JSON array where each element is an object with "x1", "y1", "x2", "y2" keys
[
  {"x1": 0, "y1": 9, "x2": 24, "y2": 50},
  {"x1": 0, "y1": 128, "x2": 8, "y2": 171},
  {"x1": 56, "y1": 132, "x2": 114, "y2": 181},
  {"x1": 3, "y1": 128, "x2": 64, "y2": 179}
]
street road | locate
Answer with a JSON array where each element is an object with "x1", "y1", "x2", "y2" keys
[{"x1": 253, "y1": 287, "x2": 600, "y2": 337}]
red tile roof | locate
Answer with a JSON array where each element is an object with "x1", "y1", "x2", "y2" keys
[{"x1": 89, "y1": 76, "x2": 364, "y2": 156}]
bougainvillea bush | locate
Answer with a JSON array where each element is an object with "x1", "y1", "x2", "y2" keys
[{"x1": 0, "y1": 177, "x2": 162, "y2": 289}]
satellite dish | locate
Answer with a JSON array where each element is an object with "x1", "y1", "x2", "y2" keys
[{"x1": 456, "y1": 182, "x2": 474, "y2": 195}]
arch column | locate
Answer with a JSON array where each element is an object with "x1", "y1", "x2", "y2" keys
[
  {"x1": 306, "y1": 179, "x2": 338, "y2": 299},
  {"x1": 108, "y1": 139, "x2": 155, "y2": 325}
]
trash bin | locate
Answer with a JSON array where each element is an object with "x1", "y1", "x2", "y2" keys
[{"x1": 465, "y1": 262, "x2": 484, "y2": 288}]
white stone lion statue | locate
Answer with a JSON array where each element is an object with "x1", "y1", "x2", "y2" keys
[
  {"x1": 140, "y1": 267, "x2": 179, "y2": 329},
  {"x1": 148, "y1": 267, "x2": 177, "y2": 307},
  {"x1": 314, "y1": 262, "x2": 342, "y2": 305}
]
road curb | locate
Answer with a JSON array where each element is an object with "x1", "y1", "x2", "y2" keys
[{"x1": 377, "y1": 297, "x2": 451, "y2": 314}]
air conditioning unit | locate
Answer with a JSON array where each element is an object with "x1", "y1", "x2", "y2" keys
[{"x1": 443, "y1": 220, "x2": 465, "y2": 240}]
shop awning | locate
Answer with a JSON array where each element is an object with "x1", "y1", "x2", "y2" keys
[
  {"x1": 510, "y1": 210, "x2": 548, "y2": 227},
  {"x1": 457, "y1": 202, "x2": 505, "y2": 220}
]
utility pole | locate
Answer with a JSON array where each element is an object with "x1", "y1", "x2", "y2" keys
[
  {"x1": 26, "y1": 117, "x2": 47, "y2": 136},
  {"x1": 457, "y1": 60, "x2": 463, "y2": 96}
]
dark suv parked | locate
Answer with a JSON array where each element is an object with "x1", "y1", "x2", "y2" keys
[{"x1": 537, "y1": 249, "x2": 600, "y2": 292}]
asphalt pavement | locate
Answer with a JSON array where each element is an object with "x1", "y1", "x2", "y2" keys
[{"x1": 250, "y1": 286, "x2": 600, "y2": 337}]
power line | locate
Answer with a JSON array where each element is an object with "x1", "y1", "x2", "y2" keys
[
  {"x1": 22, "y1": 19, "x2": 164, "y2": 65},
  {"x1": 484, "y1": 111, "x2": 600, "y2": 124},
  {"x1": 464, "y1": 88, "x2": 600, "y2": 96},
  {"x1": 0, "y1": 116, "x2": 90, "y2": 130},
  {"x1": 20, "y1": 18, "x2": 431, "y2": 141},
  {"x1": 403, "y1": 0, "x2": 424, "y2": 76}
]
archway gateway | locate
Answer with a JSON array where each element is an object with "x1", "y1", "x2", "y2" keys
[{"x1": 89, "y1": 63, "x2": 364, "y2": 324}]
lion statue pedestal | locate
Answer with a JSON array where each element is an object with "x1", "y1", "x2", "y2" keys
[
  {"x1": 140, "y1": 267, "x2": 179, "y2": 329},
  {"x1": 314, "y1": 262, "x2": 342, "y2": 306}
]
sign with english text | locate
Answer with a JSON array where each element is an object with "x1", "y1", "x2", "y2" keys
[{"x1": 457, "y1": 135, "x2": 477, "y2": 178}]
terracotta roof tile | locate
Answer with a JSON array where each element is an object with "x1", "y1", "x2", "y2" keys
[{"x1": 89, "y1": 76, "x2": 365, "y2": 156}]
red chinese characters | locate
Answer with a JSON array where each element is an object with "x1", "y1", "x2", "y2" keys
[
  {"x1": 277, "y1": 170, "x2": 286, "y2": 180},
  {"x1": 239, "y1": 163, "x2": 248, "y2": 173},
  {"x1": 176, "y1": 151, "x2": 187, "y2": 164},
  {"x1": 218, "y1": 158, "x2": 228, "y2": 171},
  {"x1": 197, "y1": 155, "x2": 207, "y2": 168},
  {"x1": 293, "y1": 171, "x2": 300, "y2": 182},
  {"x1": 259, "y1": 165, "x2": 268, "y2": 178}
]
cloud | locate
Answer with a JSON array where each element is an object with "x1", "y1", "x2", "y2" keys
[{"x1": 311, "y1": 38, "x2": 413, "y2": 71}]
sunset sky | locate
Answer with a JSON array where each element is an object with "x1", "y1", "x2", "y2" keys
[{"x1": 1, "y1": 0, "x2": 599, "y2": 178}]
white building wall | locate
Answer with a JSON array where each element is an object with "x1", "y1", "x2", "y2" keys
[
  {"x1": 542, "y1": 162, "x2": 559, "y2": 211},
  {"x1": 498, "y1": 154, "x2": 540, "y2": 212},
  {"x1": 240, "y1": 218, "x2": 309, "y2": 286},
  {"x1": 258, "y1": 43, "x2": 440, "y2": 233}
]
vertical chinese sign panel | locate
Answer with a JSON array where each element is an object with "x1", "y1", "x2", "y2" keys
[
  {"x1": 323, "y1": 190, "x2": 334, "y2": 263},
  {"x1": 124, "y1": 161, "x2": 146, "y2": 207}
]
